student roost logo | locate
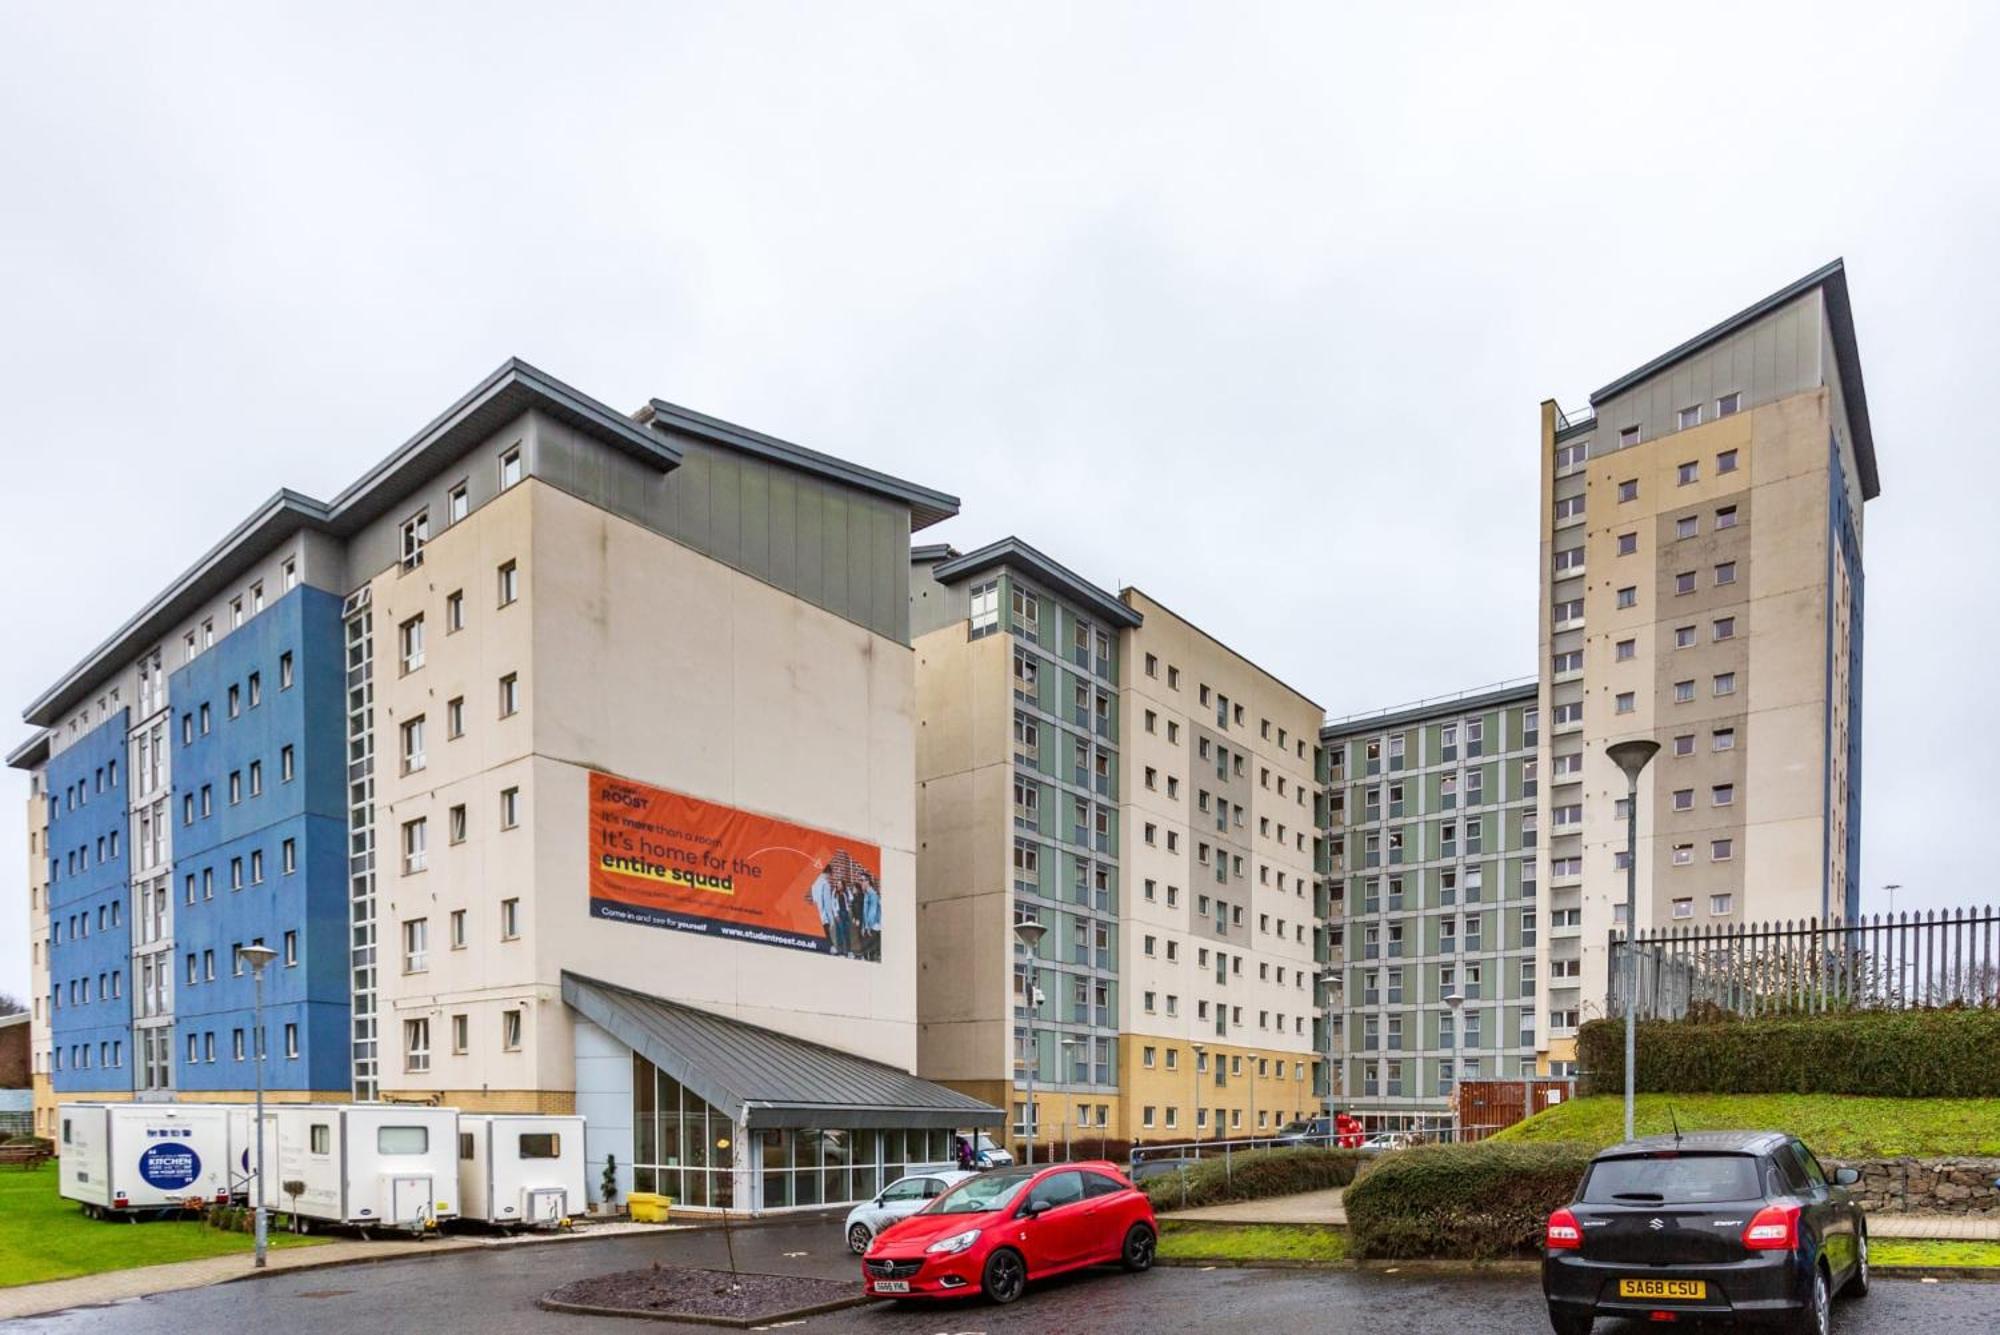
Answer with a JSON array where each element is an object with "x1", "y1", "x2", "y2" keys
[{"x1": 138, "y1": 1141, "x2": 201, "y2": 1191}]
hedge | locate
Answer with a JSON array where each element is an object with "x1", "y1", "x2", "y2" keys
[
  {"x1": 1344, "y1": 1142, "x2": 1596, "y2": 1260},
  {"x1": 1577, "y1": 1008, "x2": 2000, "y2": 1099},
  {"x1": 1140, "y1": 1147, "x2": 1368, "y2": 1213}
]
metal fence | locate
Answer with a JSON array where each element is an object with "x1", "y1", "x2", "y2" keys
[{"x1": 1609, "y1": 907, "x2": 2000, "y2": 1020}]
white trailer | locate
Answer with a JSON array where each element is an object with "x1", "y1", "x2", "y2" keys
[
  {"x1": 57, "y1": 1103, "x2": 235, "y2": 1217},
  {"x1": 255, "y1": 1104, "x2": 460, "y2": 1233},
  {"x1": 455, "y1": 1114, "x2": 585, "y2": 1228}
]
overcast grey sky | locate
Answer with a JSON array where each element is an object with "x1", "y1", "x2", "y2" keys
[{"x1": 3, "y1": 2, "x2": 1995, "y2": 1000}]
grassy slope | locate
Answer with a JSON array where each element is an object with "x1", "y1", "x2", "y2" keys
[
  {"x1": 1872, "y1": 1239, "x2": 2000, "y2": 1268},
  {"x1": 1158, "y1": 1221, "x2": 1349, "y2": 1264},
  {"x1": 0, "y1": 1165, "x2": 323, "y2": 1288},
  {"x1": 1491, "y1": 1094, "x2": 2000, "y2": 1158}
]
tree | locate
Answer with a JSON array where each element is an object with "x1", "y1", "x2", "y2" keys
[{"x1": 0, "y1": 993, "x2": 25, "y2": 1017}]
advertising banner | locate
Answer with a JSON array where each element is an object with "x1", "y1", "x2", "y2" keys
[{"x1": 588, "y1": 770, "x2": 883, "y2": 961}]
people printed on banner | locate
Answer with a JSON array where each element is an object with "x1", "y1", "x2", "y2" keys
[{"x1": 804, "y1": 851, "x2": 883, "y2": 962}]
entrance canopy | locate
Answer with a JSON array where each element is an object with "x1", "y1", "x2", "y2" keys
[{"x1": 562, "y1": 972, "x2": 1002, "y2": 1131}]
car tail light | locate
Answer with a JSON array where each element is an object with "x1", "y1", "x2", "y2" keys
[
  {"x1": 1742, "y1": 1203, "x2": 1801, "y2": 1250},
  {"x1": 1546, "y1": 1208, "x2": 1583, "y2": 1250}
]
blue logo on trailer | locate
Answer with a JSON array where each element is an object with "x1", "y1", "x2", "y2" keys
[{"x1": 138, "y1": 1142, "x2": 201, "y2": 1191}]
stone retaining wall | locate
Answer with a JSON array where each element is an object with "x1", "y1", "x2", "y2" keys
[{"x1": 1828, "y1": 1158, "x2": 2000, "y2": 1215}]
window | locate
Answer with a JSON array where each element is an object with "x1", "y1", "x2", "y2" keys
[
  {"x1": 1714, "y1": 561, "x2": 1736, "y2": 586},
  {"x1": 1673, "y1": 788, "x2": 1694, "y2": 811},
  {"x1": 283, "y1": 557, "x2": 298, "y2": 591},
  {"x1": 1672, "y1": 842, "x2": 1693, "y2": 865},
  {"x1": 1553, "y1": 650, "x2": 1582, "y2": 674},
  {"x1": 284, "y1": 930, "x2": 297, "y2": 965},
  {"x1": 1713, "y1": 616, "x2": 1736, "y2": 641},
  {"x1": 1615, "y1": 638, "x2": 1635, "y2": 661},
  {"x1": 403, "y1": 818, "x2": 428, "y2": 874},
  {"x1": 279, "y1": 651, "x2": 294, "y2": 689},
  {"x1": 1615, "y1": 692, "x2": 1634, "y2": 714},
  {"x1": 1713, "y1": 672, "x2": 1737, "y2": 696},
  {"x1": 401, "y1": 716, "x2": 427, "y2": 773},
  {"x1": 1712, "y1": 783, "x2": 1735, "y2": 807},
  {"x1": 499, "y1": 673, "x2": 519, "y2": 717},
  {"x1": 1716, "y1": 504, "x2": 1738, "y2": 530},
  {"x1": 247, "y1": 672, "x2": 262, "y2": 707},
  {"x1": 1716, "y1": 392, "x2": 1741, "y2": 418},
  {"x1": 403, "y1": 918, "x2": 429, "y2": 972},
  {"x1": 1675, "y1": 571, "x2": 1696, "y2": 595},
  {"x1": 1676, "y1": 514, "x2": 1698, "y2": 539},
  {"x1": 1712, "y1": 727, "x2": 1736, "y2": 751},
  {"x1": 1616, "y1": 586, "x2": 1636, "y2": 609},
  {"x1": 447, "y1": 481, "x2": 469, "y2": 525},
  {"x1": 403, "y1": 1017, "x2": 432, "y2": 1074},
  {"x1": 500, "y1": 787, "x2": 521, "y2": 829},
  {"x1": 1677, "y1": 460, "x2": 1698, "y2": 485},
  {"x1": 281, "y1": 744, "x2": 295, "y2": 782},
  {"x1": 499, "y1": 445, "x2": 522, "y2": 490},
  {"x1": 1711, "y1": 893, "x2": 1735, "y2": 915},
  {"x1": 502, "y1": 1010, "x2": 523, "y2": 1050},
  {"x1": 1553, "y1": 598, "x2": 1583, "y2": 623},
  {"x1": 452, "y1": 1014, "x2": 469, "y2": 1052},
  {"x1": 1673, "y1": 898, "x2": 1694, "y2": 919},
  {"x1": 1617, "y1": 477, "x2": 1638, "y2": 503},
  {"x1": 400, "y1": 509, "x2": 429, "y2": 570},
  {"x1": 400, "y1": 615, "x2": 425, "y2": 673},
  {"x1": 200, "y1": 702, "x2": 211, "y2": 733},
  {"x1": 1618, "y1": 426, "x2": 1640, "y2": 448},
  {"x1": 228, "y1": 684, "x2": 241, "y2": 718},
  {"x1": 1616, "y1": 532, "x2": 1637, "y2": 556},
  {"x1": 497, "y1": 560, "x2": 518, "y2": 606},
  {"x1": 1673, "y1": 733, "x2": 1694, "y2": 757},
  {"x1": 501, "y1": 898, "x2": 519, "y2": 939},
  {"x1": 284, "y1": 1023, "x2": 299, "y2": 1059},
  {"x1": 1674, "y1": 679, "x2": 1695, "y2": 704},
  {"x1": 1555, "y1": 545, "x2": 1585, "y2": 572},
  {"x1": 1675, "y1": 625, "x2": 1696, "y2": 649},
  {"x1": 448, "y1": 804, "x2": 467, "y2": 844},
  {"x1": 446, "y1": 696, "x2": 465, "y2": 740},
  {"x1": 1712, "y1": 838, "x2": 1734, "y2": 862},
  {"x1": 1678, "y1": 404, "x2": 1702, "y2": 430},
  {"x1": 1717, "y1": 447, "x2": 1740, "y2": 472},
  {"x1": 446, "y1": 590, "x2": 464, "y2": 633},
  {"x1": 1555, "y1": 439, "x2": 1589, "y2": 469},
  {"x1": 1555, "y1": 494, "x2": 1586, "y2": 522}
]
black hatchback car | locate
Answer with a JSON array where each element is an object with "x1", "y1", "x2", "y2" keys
[{"x1": 1543, "y1": 1131, "x2": 1867, "y2": 1335}]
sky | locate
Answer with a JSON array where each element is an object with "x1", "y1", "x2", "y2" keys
[{"x1": 2, "y1": 1, "x2": 1995, "y2": 1002}]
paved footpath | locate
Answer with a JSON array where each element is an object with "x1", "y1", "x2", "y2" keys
[
  {"x1": 0, "y1": 1220, "x2": 678, "y2": 1322},
  {"x1": 1161, "y1": 1186, "x2": 1999, "y2": 1241}
]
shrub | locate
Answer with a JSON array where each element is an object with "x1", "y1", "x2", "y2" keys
[
  {"x1": 1139, "y1": 1147, "x2": 1367, "y2": 1213},
  {"x1": 1344, "y1": 1141, "x2": 1596, "y2": 1260},
  {"x1": 1577, "y1": 1009, "x2": 2000, "y2": 1099}
]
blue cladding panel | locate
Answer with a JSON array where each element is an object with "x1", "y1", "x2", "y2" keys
[
  {"x1": 46, "y1": 710, "x2": 134, "y2": 1093},
  {"x1": 1828, "y1": 440, "x2": 1866, "y2": 922},
  {"x1": 168, "y1": 585, "x2": 350, "y2": 1092}
]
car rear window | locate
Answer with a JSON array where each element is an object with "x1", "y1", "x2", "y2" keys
[{"x1": 1580, "y1": 1153, "x2": 1761, "y2": 1204}]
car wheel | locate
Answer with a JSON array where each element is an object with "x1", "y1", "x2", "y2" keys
[
  {"x1": 1848, "y1": 1228, "x2": 1870, "y2": 1298},
  {"x1": 1121, "y1": 1223, "x2": 1156, "y2": 1272},
  {"x1": 1798, "y1": 1266, "x2": 1830, "y2": 1335},
  {"x1": 847, "y1": 1222, "x2": 872, "y2": 1255},
  {"x1": 1548, "y1": 1309, "x2": 1593, "y2": 1335},
  {"x1": 981, "y1": 1247, "x2": 1027, "y2": 1305}
]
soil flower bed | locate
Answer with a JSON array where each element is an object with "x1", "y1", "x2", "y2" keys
[{"x1": 541, "y1": 1265, "x2": 868, "y2": 1327}]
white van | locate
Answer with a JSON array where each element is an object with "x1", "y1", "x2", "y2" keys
[
  {"x1": 255, "y1": 1104, "x2": 460, "y2": 1233},
  {"x1": 455, "y1": 1114, "x2": 585, "y2": 1228},
  {"x1": 58, "y1": 1103, "x2": 235, "y2": 1217}
]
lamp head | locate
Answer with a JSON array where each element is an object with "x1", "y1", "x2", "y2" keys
[
  {"x1": 237, "y1": 944, "x2": 278, "y2": 973},
  {"x1": 1606, "y1": 739, "x2": 1661, "y2": 784},
  {"x1": 1442, "y1": 991, "x2": 1464, "y2": 1011},
  {"x1": 1012, "y1": 920, "x2": 1046, "y2": 951}
]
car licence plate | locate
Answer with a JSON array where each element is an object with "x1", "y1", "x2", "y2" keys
[
  {"x1": 1618, "y1": 1278, "x2": 1706, "y2": 1300},
  {"x1": 872, "y1": 1280, "x2": 910, "y2": 1294}
]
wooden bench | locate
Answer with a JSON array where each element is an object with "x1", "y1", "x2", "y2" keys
[{"x1": 0, "y1": 1144, "x2": 50, "y2": 1171}]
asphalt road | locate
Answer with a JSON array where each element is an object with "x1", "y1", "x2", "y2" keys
[{"x1": 3, "y1": 1217, "x2": 1988, "y2": 1334}]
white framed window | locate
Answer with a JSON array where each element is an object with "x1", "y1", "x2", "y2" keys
[
  {"x1": 401, "y1": 716, "x2": 427, "y2": 774},
  {"x1": 450, "y1": 910, "x2": 466, "y2": 949},
  {"x1": 967, "y1": 579, "x2": 999, "y2": 637},
  {"x1": 502, "y1": 1009, "x2": 523, "y2": 1051},
  {"x1": 1714, "y1": 561, "x2": 1737, "y2": 586},
  {"x1": 1712, "y1": 783, "x2": 1735, "y2": 807},
  {"x1": 448, "y1": 803, "x2": 467, "y2": 844},
  {"x1": 402, "y1": 917, "x2": 429, "y2": 973},
  {"x1": 498, "y1": 672, "x2": 520, "y2": 717},
  {"x1": 1711, "y1": 838, "x2": 1734, "y2": 862},
  {"x1": 1716, "y1": 392, "x2": 1741, "y2": 418},
  {"x1": 1672, "y1": 734, "x2": 1694, "y2": 757},
  {"x1": 399, "y1": 509, "x2": 429, "y2": 570},
  {"x1": 1677, "y1": 460, "x2": 1698, "y2": 485},
  {"x1": 446, "y1": 590, "x2": 465, "y2": 633},
  {"x1": 1710, "y1": 892, "x2": 1735, "y2": 915},
  {"x1": 1616, "y1": 586, "x2": 1637, "y2": 609},
  {"x1": 1672, "y1": 842, "x2": 1692, "y2": 865},
  {"x1": 1716, "y1": 504, "x2": 1739, "y2": 530},
  {"x1": 405, "y1": 1017, "x2": 431, "y2": 1072},
  {"x1": 1713, "y1": 672, "x2": 1737, "y2": 696},
  {"x1": 400, "y1": 615, "x2": 425, "y2": 673},
  {"x1": 500, "y1": 897, "x2": 520, "y2": 939},
  {"x1": 447, "y1": 696, "x2": 465, "y2": 739},
  {"x1": 282, "y1": 557, "x2": 298, "y2": 591},
  {"x1": 497, "y1": 560, "x2": 518, "y2": 607},
  {"x1": 1672, "y1": 897, "x2": 1694, "y2": 919},
  {"x1": 448, "y1": 481, "x2": 469, "y2": 525},
  {"x1": 1615, "y1": 638, "x2": 1635, "y2": 661},
  {"x1": 452, "y1": 1014, "x2": 469, "y2": 1052},
  {"x1": 1673, "y1": 788, "x2": 1694, "y2": 811},
  {"x1": 1676, "y1": 625, "x2": 1696, "y2": 649},
  {"x1": 1717, "y1": 447, "x2": 1740, "y2": 472},
  {"x1": 1617, "y1": 477, "x2": 1638, "y2": 502},
  {"x1": 402, "y1": 818, "x2": 428, "y2": 874},
  {"x1": 1615, "y1": 691, "x2": 1634, "y2": 714},
  {"x1": 1618, "y1": 426, "x2": 1640, "y2": 449},
  {"x1": 499, "y1": 445, "x2": 522, "y2": 490},
  {"x1": 500, "y1": 786, "x2": 521, "y2": 830},
  {"x1": 1674, "y1": 680, "x2": 1695, "y2": 704},
  {"x1": 1554, "y1": 494, "x2": 1586, "y2": 522},
  {"x1": 1678, "y1": 405, "x2": 1701, "y2": 430},
  {"x1": 1676, "y1": 515, "x2": 1698, "y2": 539},
  {"x1": 1616, "y1": 531, "x2": 1637, "y2": 555},
  {"x1": 1713, "y1": 727, "x2": 1736, "y2": 751}
]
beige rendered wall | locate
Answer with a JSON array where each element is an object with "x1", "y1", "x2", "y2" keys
[
  {"x1": 372, "y1": 479, "x2": 920, "y2": 1106},
  {"x1": 911, "y1": 623, "x2": 1013, "y2": 1094},
  {"x1": 26, "y1": 776, "x2": 53, "y2": 1137}
]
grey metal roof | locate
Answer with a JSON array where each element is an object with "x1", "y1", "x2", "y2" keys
[
  {"x1": 561, "y1": 973, "x2": 1002, "y2": 1131},
  {"x1": 910, "y1": 542, "x2": 959, "y2": 564},
  {"x1": 932, "y1": 537, "x2": 1144, "y2": 629},
  {"x1": 21, "y1": 359, "x2": 675, "y2": 732},
  {"x1": 1589, "y1": 257, "x2": 1879, "y2": 501},
  {"x1": 6, "y1": 732, "x2": 50, "y2": 771},
  {"x1": 1321, "y1": 677, "x2": 1538, "y2": 741},
  {"x1": 642, "y1": 399, "x2": 961, "y2": 532}
]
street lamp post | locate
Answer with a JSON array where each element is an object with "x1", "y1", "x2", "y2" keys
[
  {"x1": 1883, "y1": 883, "x2": 1901, "y2": 918},
  {"x1": 1443, "y1": 990, "x2": 1464, "y2": 1143},
  {"x1": 237, "y1": 943, "x2": 279, "y2": 1268},
  {"x1": 1012, "y1": 920, "x2": 1046, "y2": 1166},
  {"x1": 1190, "y1": 1041, "x2": 1207, "y2": 1152},
  {"x1": 1319, "y1": 968, "x2": 1342, "y2": 1130},
  {"x1": 1606, "y1": 740, "x2": 1660, "y2": 1145}
]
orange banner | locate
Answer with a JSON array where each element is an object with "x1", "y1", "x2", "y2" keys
[{"x1": 588, "y1": 771, "x2": 883, "y2": 961}]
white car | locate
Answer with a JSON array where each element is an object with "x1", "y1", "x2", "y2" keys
[
  {"x1": 966, "y1": 1133, "x2": 1013, "y2": 1168},
  {"x1": 844, "y1": 1170, "x2": 976, "y2": 1253}
]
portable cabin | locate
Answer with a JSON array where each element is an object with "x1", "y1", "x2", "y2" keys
[
  {"x1": 255, "y1": 1103, "x2": 460, "y2": 1232},
  {"x1": 57, "y1": 1103, "x2": 235, "y2": 1217},
  {"x1": 456, "y1": 1114, "x2": 586, "y2": 1227}
]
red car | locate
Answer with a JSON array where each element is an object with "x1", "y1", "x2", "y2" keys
[{"x1": 861, "y1": 1160, "x2": 1157, "y2": 1304}]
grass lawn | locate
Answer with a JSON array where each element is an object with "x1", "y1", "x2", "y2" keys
[
  {"x1": 1492, "y1": 1094, "x2": 2000, "y2": 1158},
  {"x1": 0, "y1": 1164, "x2": 324, "y2": 1288},
  {"x1": 1870, "y1": 1239, "x2": 2000, "y2": 1269},
  {"x1": 1157, "y1": 1221, "x2": 1349, "y2": 1264}
]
